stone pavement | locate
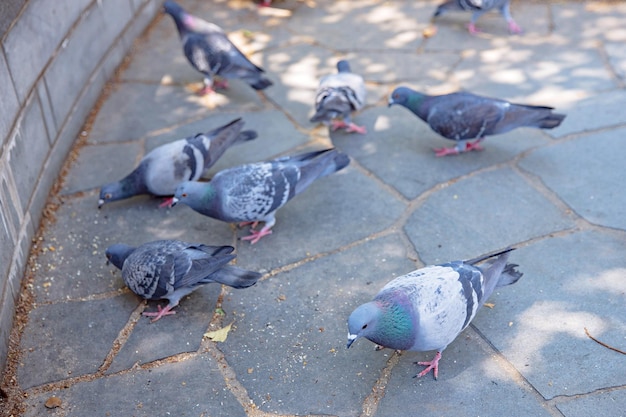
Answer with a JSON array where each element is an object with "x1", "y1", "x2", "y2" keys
[{"x1": 3, "y1": 0, "x2": 626, "y2": 416}]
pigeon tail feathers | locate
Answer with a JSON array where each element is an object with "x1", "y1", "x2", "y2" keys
[{"x1": 208, "y1": 265, "x2": 262, "y2": 289}]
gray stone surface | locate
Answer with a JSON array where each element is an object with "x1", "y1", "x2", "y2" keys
[
  {"x1": 519, "y1": 128, "x2": 626, "y2": 230},
  {"x1": 4, "y1": 1, "x2": 626, "y2": 416},
  {"x1": 0, "y1": 52, "x2": 19, "y2": 146},
  {"x1": 405, "y1": 167, "x2": 576, "y2": 263},
  {"x1": 22, "y1": 354, "x2": 247, "y2": 417}
]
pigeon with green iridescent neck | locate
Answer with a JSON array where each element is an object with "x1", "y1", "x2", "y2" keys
[
  {"x1": 172, "y1": 148, "x2": 350, "y2": 244},
  {"x1": 388, "y1": 86, "x2": 565, "y2": 156},
  {"x1": 347, "y1": 247, "x2": 522, "y2": 379},
  {"x1": 105, "y1": 240, "x2": 261, "y2": 322},
  {"x1": 432, "y1": 0, "x2": 522, "y2": 34},
  {"x1": 98, "y1": 118, "x2": 257, "y2": 208},
  {"x1": 163, "y1": 1, "x2": 272, "y2": 95}
]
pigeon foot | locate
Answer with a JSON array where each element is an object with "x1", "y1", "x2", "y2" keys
[
  {"x1": 240, "y1": 227, "x2": 273, "y2": 244},
  {"x1": 159, "y1": 197, "x2": 175, "y2": 208},
  {"x1": 467, "y1": 23, "x2": 481, "y2": 35},
  {"x1": 508, "y1": 20, "x2": 523, "y2": 34},
  {"x1": 213, "y1": 79, "x2": 230, "y2": 89},
  {"x1": 415, "y1": 351, "x2": 442, "y2": 379},
  {"x1": 465, "y1": 139, "x2": 484, "y2": 152},
  {"x1": 239, "y1": 221, "x2": 259, "y2": 229},
  {"x1": 344, "y1": 123, "x2": 368, "y2": 135},
  {"x1": 434, "y1": 146, "x2": 460, "y2": 157},
  {"x1": 197, "y1": 85, "x2": 216, "y2": 96},
  {"x1": 143, "y1": 304, "x2": 177, "y2": 322}
]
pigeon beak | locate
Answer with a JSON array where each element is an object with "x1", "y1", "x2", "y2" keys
[
  {"x1": 98, "y1": 199, "x2": 105, "y2": 209},
  {"x1": 171, "y1": 197, "x2": 179, "y2": 207},
  {"x1": 387, "y1": 98, "x2": 395, "y2": 108},
  {"x1": 346, "y1": 333, "x2": 358, "y2": 349}
]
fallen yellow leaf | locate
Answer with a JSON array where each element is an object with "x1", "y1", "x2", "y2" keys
[
  {"x1": 203, "y1": 322, "x2": 233, "y2": 342},
  {"x1": 484, "y1": 302, "x2": 495, "y2": 309}
]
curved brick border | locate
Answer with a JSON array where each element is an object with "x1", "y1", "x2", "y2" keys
[{"x1": 0, "y1": 0, "x2": 162, "y2": 375}]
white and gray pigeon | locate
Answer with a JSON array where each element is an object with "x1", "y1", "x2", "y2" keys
[
  {"x1": 163, "y1": 0, "x2": 273, "y2": 95},
  {"x1": 98, "y1": 118, "x2": 257, "y2": 208},
  {"x1": 106, "y1": 240, "x2": 261, "y2": 322},
  {"x1": 388, "y1": 86, "x2": 566, "y2": 156},
  {"x1": 310, "y1": 60, "x2": 367, "y2": 134},
  {"x1": 432, "y1": 0, "x2": 522, "y2": 34},
  {"x1": 172, "y1": 148, "x2": 350, "y2": 244},
  {"x1": 347, "y1": 247, "x2": 522, "y2": 379}
]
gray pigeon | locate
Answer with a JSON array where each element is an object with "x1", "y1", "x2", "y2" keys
[
  {"x1": 106, "y1": 240, "x2": 261, "y2": 322},
  {"x1": 347, "y1": 247, "x2": 522, "y2": 379},
  {"x1": 172, "y1": 148, "x2": 350, "y2": 244},
  {"x1": 163, "y1": 1, "x2": 273, "y2": 95},
  {"x1": 388, "y1": 86, "x2": 565, "y2": 156},
  {"x1": 98, "y1": 118, "x2": 257, "y2": 208},
  {"x1": 310, "y1": 60, "x2": 367, "y2": 134},
  {"x1": 432, "y1": 0, "x2": 522, "y2": 34}
]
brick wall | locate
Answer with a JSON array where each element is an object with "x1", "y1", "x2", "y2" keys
[{"x1": 0, "y1": 0, "x2": 162, "y2": 376}]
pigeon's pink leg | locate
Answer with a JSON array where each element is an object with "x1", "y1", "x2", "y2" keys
[
  {"x1": 197, "y1": 85, "x2": 216, "y2": 96},
  {"x1": 416, "y1": 351, "x2": 442, "y2": 379},
  {"x1": 331, "y1": 120, "x2": 367, "y2": 134},
  {"x1": 239, "y1": 221, "x2": 259, "y2": 229},
  {"x1": 213, "y1": 79, "x2": 229, "y2": 89},
  {"x1": 259, "y1": 0, "x2": 271, "y2": 6},
  {"x1": 434, "y1": 146, "x2": 460, "y2": 157},
  {"x1": 344, "y1": 123, "x2": 368, "y2": 135},
  {"x1": 467, "y1": 22, "x2": 481, "y2": 35},
  {"x1": 240, "y1": 227, "x2": 273, "y2": 244},
  {"x1": 465, "y1": 138, "x2": 484, "y2": 152},
  {"x1": 143, "y1": 304, "x2": 177, "y2": 323},
  {"x1": 508, "y1": 20, "x2": 523, "y2": 34},
  {"x1": 159, "y1": 197, "x2": 175, "y2": 208}
]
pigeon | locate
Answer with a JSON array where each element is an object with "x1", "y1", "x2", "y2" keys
[
  {"x1": 388, "y1": 86, "x2": 566, "y2": 156},
  {"x1": 172, "y1": 148, "x2": 350, "y2": 244},
  {"x1": 163, "y1": 1, "x2": 273, "y2": 95},
  {"x1": 106, "y1": 240, "x2": 261, "y2": 322},
  {"x1": 347, "y1": 247, "x2": 522, "y2": 379},
  {"x1": 98, "y1": 118, "x2": 257, "y2": 208},
  {"x1": 432, "y1": 0, "x2": 522, "y2": 34},
  {"x1": 310, "y1": 60, "x2": 367, "y2": 134}
]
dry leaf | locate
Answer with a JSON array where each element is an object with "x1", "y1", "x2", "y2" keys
[
  {"x1": 484, "y1": 302, "x2": 495, "y2": 309},
  {"x1": 422, "y1": 26, "x2": 438, "y2": 38},
  {"x1": 203, "y1": 322, "x2": 233, "y2": 342},
  {"x1": 45, "y1": 396, "x2": 62, "y2": 409}
]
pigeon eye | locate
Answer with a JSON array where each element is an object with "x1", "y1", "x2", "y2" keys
[
  {"x1": 105, "y1": 193, "x2": 112, "y2": 199},
  {"x1": 361, "y1": 324, "x2": 368, "y2": 330},
  {"x1": 182, "y1": 193, "x2": 188, "y2": 198}
]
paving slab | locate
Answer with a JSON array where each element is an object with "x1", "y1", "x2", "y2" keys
[
  {"x1": 405, "y1": 167, "x2": 577, "y2": 262},
  {"x1": 556, "y1": 389, "x2": 626, "y2": 417},
  {"x1": 519, "y1": 127, "x2": 626, "y2": 230},
  {"x1": 22, "y1": 354, "x2": 247, "y2": 417},
  {"x1": 221, "y1": 233, "x2": 416, "y2": 416},
  {"x1": 374, "y1": 327, "x2": 551, "y2": 417},
  {"x1": 17, "y1": 295, "x2": 138, "y2": 389},
  {"x1": 473, "y1": 230, "x2": 626, "y2": 399}
]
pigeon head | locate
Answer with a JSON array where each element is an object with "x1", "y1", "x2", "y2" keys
[
  {"x1": 163, "y1": 1, "x2": 184, "y2": 17},
  {"x1": 388, "y1": 86, "x2": 418, "y2": 108},
  {"x1": 98, "y1": 170, "x2": 147, "y2": 208},
  {"x1": 336, "y1": 60, "x2": 351, "y2": 73},
  {"x1": 172, "y1": 180, "x2": 215, "y2": 208},
  {"x1": 347, "y1": 293, "x2": 416, "y2": 350},
  {"x1": 347, "y1": 301, "x2": 383, "y2": 348},
  {"x1": 105, "y1": 244, "x2": 136, "y2": 270}
]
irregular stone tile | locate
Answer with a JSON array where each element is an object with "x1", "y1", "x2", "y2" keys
[
  {"x1": 144, "y1": 109, "x2": 310, "y2": 175},
  {"x1": 557, "y1": 390, "x2": 626, "y2": 417},
  {"x1": 234, "y1": 165, "x2": 406, "y2": 272},
  {"x1": 519, "y1": 128, "x2": 626, "y2": 230},
  {"x1": 453, "y1": 41, "x2": 616, "y2": 108},
  {"x1": 473, "y1": 231, "x2": 626, "y2": 399},
  {"x1": 332, "y1": 106, "x2": 550, "y2": 200},
  {"x1": 33, "y1": 195, "x2": 236, "y2": 304},
  {"x1": 17, "y1": 296, "x2": 138, "y2": 389},
  {"x1": 404, "y1": 167, "x2": 576, "y2": 263},
  {"x1": 551, "y1": 2, "x2": 626, "y2": 44},
  {"x1": 549, "y1": 90, "x2": 626, "y2": 138},
  {"x1": 605, "y1": 42, "x2": 626, "y2": 81},
  {"x1": 88, "y1": 83, "x2": 265, "y2": 145},
  {"x1": 107, "y1": 283, "x2": 222, "y2": 374},
  {"x1": 22, "y1": 354, "x2": 246, "y2": 417},
  {"x1": 61, "y1": 142, "x2": 143, "y2": 195},
  {"x1": 374, "y1": 328, "x2": 551, "y2": 417},
  {"x1": 221, "y1": 234, "x2": 416, "y2": 416},
  {"x1": 286, "y1": 0, "x2": 429, "y2": 52}
]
